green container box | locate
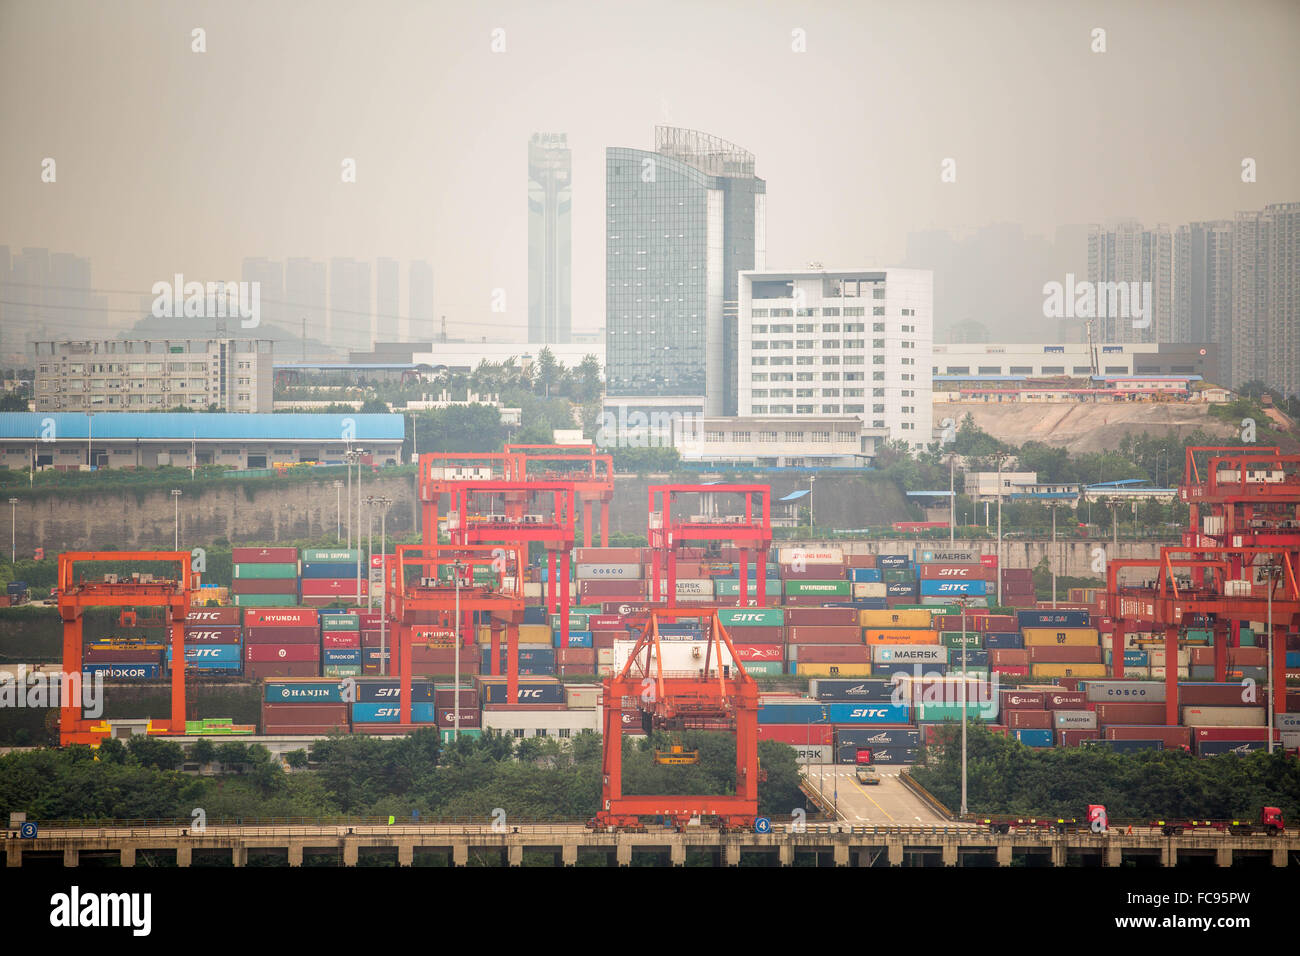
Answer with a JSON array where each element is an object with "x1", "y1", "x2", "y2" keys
[
  {"x1": 234, "y1": 593, "x2": 299, "y2": 607},
  {"x1": 946, "y1": 666, "x2": 990, "y2": 678},
  {"x1": 438, "y1": 564, "x2": 497, "y2": 583},
  {"x1": 552, "y1": 613, "x2": 589, "y2": 630},
  {"x1": 233, "y1": 562, "x2": 299, "y2": 579},
  {"x1": 323, "y1": 665, "x2": 362, "y2": 678},
  {"x1": 714, "y1": 578, "x2": 783, "y2": 597},
  {"x1": 302, "y1": 548, "x2": 360, "y2": 563},
  {"x1": 882, "y1": 569, "x2": 916, "y2": 584},
  {"x1": 784, "y1": 580, "x2": 851, "y2": 597},
  {"x1": 1239, "y1": 629, "x2": 1257, "y2": 647},
  {"x1": 739, "y1": 661, "x2": 784, "y2": 676},
  {"x1": 941, "y1": 632, "x2": 982, "y2": 648},
  {"x1": 916, "y1": 700, "x2": 998, "y2": 721},
  {"x1": 718, "y1": 607, "x2": 785, "y2": 627},
  {"x1": 440, "y1": 728, "x2": 483, "y2": 743},
  {"x1": 321, "y1": 614, "x2": 360, "y2": 631}
]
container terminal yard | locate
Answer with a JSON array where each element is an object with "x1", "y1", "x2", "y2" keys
[{"x1": 4, "y1": 444, "x2": 1299, "y2": 869}]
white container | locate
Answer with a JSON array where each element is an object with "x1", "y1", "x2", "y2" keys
[
  {"x1": 853, "y1": 582, "x2": 887, "y2": 599},
  {"x1": 576, "y1": 563, "x2": 643, "y2": 580},
  {"x1": 1181, "y1": 706, "x2": 1266, "y2": 727},
  {"x1": 612, "y1": 639, "x2": 734, "y2": 675}
]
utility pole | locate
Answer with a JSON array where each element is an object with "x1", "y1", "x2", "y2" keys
[
  {"x1": 1265, "y1": 563, "x2": 1280, "y2": 754},
  {"x1": 996, "y1": 454, "x2": 1005, "y2": 607},
  {"x1": 370, "y1": 496, "x2": 392, "y2": 675},
  {"x1": 1051, "y1": 505, "x2": 1058, "y2": 609},
  {"x1": 453, "y1": 558, "x2": 466, "y2": 740},
  {"x1": 8, "y1": 498, "x2": 17, "y2": 564},
  {"x1": 960, "y1": 596, "x2": 969, "y2": 817},
  {"x1": 355, "y1": 449, "x2": 367, "y2": 608},
  {"x1": 171, "y1": 489, "x2": 182, "y2": 549},
  {"x1": 334, "y1": 480, "x2": 343, "y2": 542},
  {"x1": 949, "y1": 455, "x2": 956, "y2": 545}
]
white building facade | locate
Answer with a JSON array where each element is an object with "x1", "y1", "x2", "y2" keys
[{"x1": 738, "y1": 269, "x2": 933, "y2": 452}]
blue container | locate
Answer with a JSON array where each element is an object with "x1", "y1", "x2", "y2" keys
[
  {"x1": 1018, "y1": 609, "x2": 1089, "y2": 628},
  {"x1": 265, "y1": 681, "x2": 345, "y2": 703},
  {"x1": 758, "y1": 702, "x2": 831, "y2": 724},
  {"x1": 356, "y1": 680, "x2": 435, "y2": 703},
  {"x1": 1195, "y1": 740, "x2": 1268, "y2": 757},
  {"x1": 480, "y1": 680, "x2": 565, "y2": 705},
  {"x1": 301, "y1": 562, "x2": 359, "y2": 579},
  {"x1": 877, "y1": 555, "x2": 911, "y2": 569},
  {"x1": 848, "y1": 568, "x2": 883, "y2": 583},
  {"x1": 84, "y1": 664, "x2": 161, "y2": 679},
  {"x1": 1015, "y1": 729, "x2": 1055, "y2": 748},
  {"x1": 824, "y1": 599, "x2": 887, "y2": 610},
  {"x1": 811, "y1": 678, "x2": 894, "y2": 702},
  {"x1": 885, "y1": 582, "x2": 917, "y2": 596},
  {"x1": 362, "y1": 647, "x2": 390, "y2": 667},
  {"x1": 168, "y1": 644, "x2": 241, "y2": 664},
  {"x1": 523, "y1": 605, "x2": 548, "y2": 625},
  {"x1": 947, "y1": 648, "x2": 990, "y2": 668},
  {"x1": 983, "y1": 632, "x2": 1024, "y2": 649},
  {"x1": 826, "y1": 702, "x2": 912, "y2": 724},
  {"x1": 1287, "y1": 651, "x2": 1300, "y2": 668},
  {"x1": 874, "y1": 662, "x2": 948, "y2": 680},
  {"x1": 837, "y1": 745, "x2": 918, "y2": 764},
  {"x1": 323, "y1": 648, "x2": 361, "y2": 665},
  {"x1": 352, "y1": 701, "x2": 438, "y2": 723},
  {"x1": 553, "y1": 630, "x2": 593, "y2": 648},
  {"x1": 1124, "y1": 650, "x2": 1150, "y2": 667},
  {"x1": 920, "y1": 579, "x2": 986, "y2": 597},
  {"x1": 834, "y1": 727, "x2": 921, "y2": 748}
]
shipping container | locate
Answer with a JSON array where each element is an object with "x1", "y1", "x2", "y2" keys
[
  {"x1": 1006, "y1": 710, "x2": 1052, "y2": 729},
  {"x1": 919, "y1": 563, "x2": 984, "y2": 580},
  {"x1": 1028, "y1": 645, "x2": 1103, "y2": 664},
  {"x1": 233, "y1": 562, "x2": 300, "y2": 579},
  {"x1": 1053, "y1": 710, "x2": 1098, "y2": 730},
  {"x1": 920, "y1": 579, "x2": 986, "y2": 597},
  {"x1": 261, "y1": 702, "x2": 349, "y2": 726},
  {"x1": 574, "y1": 547, "x2": 644, "y2": 564},
  {"x1": 1018, "y1": 609, "x2": 1090, "y2": 628},
  {"x1": 777, "y1": 547, "x2": 844, "y2": 565},
  {"x1": 352, "y1": 702, "x2": 437, "y2": 723},
  {"x1": 181, "y1": 627, "x2": 242, "y2": 645},
  {"x1": 1014, "y1": 729, "x2": 1055, "y2": 747},
  {"x1": 243, "y1": 608, "x2": 319, "y2": 627},
  {"x1": 793, "y1": 643, "x2": 873, "y2": 663},
  {"x1": 982, "y1": 632, "x2": 1024, "y2": 649},
  {"x1": 1022, "y1": 628, "x2": 1100, "y2": 647},
  {"x1": 872, "y1": 645, "x2": 946, "y2": 665},
  {"x1": 810, "y1": 678, "x2": 893, "y2": 702},
  {"x1": 792, "y1": 662, "x2": 873, "y2": 677},
  {"x1": 245, "y1": 644, "x2": 320, "y2": 663},
  {"x1": 716, "y1": 607, "x2": 785, "y2": 627},
  {"x1": 836, "y1": 745, "x2": 918, "y2": 764},
  {"x1": 244, "y1": 625, "x2": 320, "y2": 644},
  {"x1": 834, "y1": 727, "x2": 921, "y2": 748},
  {"x1": 1195, "y1": 740, "x2": 1268, "y2": 756},
  {"x1": 1000, "y1": 689, "x2": 1046, "y2": 710},
  {"x1": 231, "y1": 578, "x2": 301, "y2": 595},
  {"x1": 847, "y1": 568, "x2": 883, "y2": 583},
  {"x1": 712, "y1": 579, "x2": 783, "y2": 597},
  {"x1": 990, "y1": 648, "x2": 1030, "y2": 667},
  {"x1": 232, "y1": 547, "x2": 299, "y2": 564},
  {"x1": 915, "y1": 700, "x2": 999, "y2": 721},
  {"x1": 784, "y1": 607, "x2": 859, "y2": 627},
  {"x1": 731, "y1": 643, "x2": 785, "y2": 662},
  {"x1": 246, "y1": 661, "x2": 321, "y2": 679},
  {"x1": 786, "y1": 625, "x2": 863, "y2": 645},
  {"x1": 784, "y1": 580, "x2": 852, "y2": 598},
  {"x1": 1181, "y1": 706, "x2": 1265, "y2": 727},
  {"x1": 82, "y1": 664, "x2": 161, "y2": 679},
  {"x1": 916, "y1": 548, "x2": 982, "y2": 564},
  {"x1": 759, "y1": 724, "x2": 836, "y2": 746},
  {"x1": 860, "y1": 610, "x2": 931, "y2": 629},
  {"x1": 825, "y1": 702, "x2": 911, "y2": 723},
  {"x1": 1031, "y1": 663, "x2": 1106, "y2": 678},
  {"x1": 1094, "y1": 702, "x2": 1168, "y2": 725},
  {"x1": 183, "y1": 607, "x2": 242, "y2": 625},
  {"x1": 1085, "y1": 681, "x2": 1166, "y2": 703},
  {"x1": 863, "y1": 629, "x2": 940, "y2": 646}
]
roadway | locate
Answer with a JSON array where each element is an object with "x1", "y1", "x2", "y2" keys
[{"x1": 800, "y1": 763, "x2": 972, "y2": 827}]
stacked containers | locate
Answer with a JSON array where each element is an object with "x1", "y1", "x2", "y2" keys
[
  {"x1": 83, "y1": 637, "x2": 165, "y2": 679},
  {"x1": 262, "y1": 678, "x2": 349, "y2": 734},
  {"x1": 173, "y1": 606, "x2": 243, "y2": 675},
  {"x1": 787, "y1": 606, "x2": 867, "y2": 677},
  {"x1": 436, "y1": 682, "x2": 483, "y2": 738},
  {"x1": 299, "y1": 548, "x2": 365, "y2": 607},
  {"x1": 350, "y1": 676, "x2": 438, "y2": 731},
  {"x1": 1000, "y1": 568, "x2": 1036, "y2": 607},
  {"x1": 320, "y1": 612, "x2": 362, "y2": 677},
  {"x1": 1178, "y1": 682, "x2": 1268, "y2": 755},
  {"x1": 244, "y1": 608, "x2": 320, "y2": 679},
  {"x1": 717, "y1": 607, "x2": 785, "y2": 676},
  {"x1": 231, "y1": 547, "x2": 300, "y2": 607},
  {"x1": 575, "y1": 548, "x2": 647, "y2": 604},
  {"x1": 1019, "y1": 607, "x2": 1103, "y2": 678}
]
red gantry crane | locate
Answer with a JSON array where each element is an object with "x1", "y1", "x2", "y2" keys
[
  {"x1": 591, "y1": 608, "x2": 760, "y2": 831},
  {"x1": 387, "y1": 543, "x2": 526, "y2": 727},
  {"x1": 417, "y1": 452, "x2": 514, "y2": 541},
  {"x1": 57, "y1": 552, "x2": 193, "y2": 745},
  {"x1": 647, "y1": 484, "x2": 772, "y2": 609},
  {"x1": 505, "y1": 443, "x2": 615, "y2": 547}
]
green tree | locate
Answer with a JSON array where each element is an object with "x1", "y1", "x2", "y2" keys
[{"x1": 125, "y1": 736, "x2": 184, "y2": 771}]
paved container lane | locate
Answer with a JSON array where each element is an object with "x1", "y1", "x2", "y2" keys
[{"x1": 800, "y1": 765, "x2": 969, "y2": 826}]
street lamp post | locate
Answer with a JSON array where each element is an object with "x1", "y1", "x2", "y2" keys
[
  {"x1": 453, "y1": 558, "x2": 466, "y2": 740},
  {"x1": 1265, "y1": 563, "x2": 1280, "y2": 754},
  {"x1": 365, "y1": 496, "x2": 375, "y2": 611},
  {"x1": 949, "y1": 454, "x2": 956, "y2": 545},
  {"x1": 8, "y1": 498, "x2": 17, "y2": 564},
  {"x1": 334, "y1": 480, "x2": 343, "y2": 542},
  {"x1": 171, "y1": 489, "x2": 182, "y2": 549},
  {"x1": 370, "y1": 496, "x2": 392, "y2": 676},
  {"x1": 354, "y1": 450, "x2": 367, "y2": 609},
  {"x1": 86, "y1": 411, "x2": 94, "y2": 470},
  {"x1": 960, "y1": 596, "x2": 969, "y2": 817},
  {"x1": 1051, "y1": 504, "x2": 1058, "y2": 609},
  {"x1": 344, "y1": 451, "x2": 354, "y2": 550},
  {"x1": 996, "y1": 455, "x2": 1005, "y2": 607}
]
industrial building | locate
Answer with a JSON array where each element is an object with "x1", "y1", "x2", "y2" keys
[
  {"x1": 672, "y1": 415, "x2": 881, "y2": 469},
  {"x1": 931, "y1": 341, "x2": 1222, "y2": 383},
  {"x1": 0, "y1": 412, "x2": 404, "y2": 471}
]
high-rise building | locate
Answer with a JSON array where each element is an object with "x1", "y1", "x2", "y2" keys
[
  {"x1": 285, "y1": 257, "x2": 328, "y2": 351},
  {"x1": 0, "y1": 247, "x2": 106, "y2": 360},
  {"x1": 1232, "y1": 203, "x2": 1300, "y2": 396},
  {"x1": 1087, "y1": 222, "x2": 1172, "y2": 344},
  {"x1": 1173, "y1": 221, "x2": 1233, "y2": 379},
  {"x1": 738, "y1": 269, "x2": 933, "y2": 452},
  {"x1": 409, "y1": 260, "x2": 434, "y2": 342},
  {"x1": 606, "y1": 127, "x2": 766, "y2": 417},
  {"x1": 241, "y1": 257, "x2": 284, "y2": 333},
  {"x1": 528, "y1": 133, "x2": 572, "y2": 345},
  {"x1": 328, "y1": 258, "x2": 371, "y2": 354},
  {"x1": 375, "y1": 257, "x2": 400, "y2": 344}
]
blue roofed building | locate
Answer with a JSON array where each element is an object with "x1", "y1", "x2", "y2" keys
[{"x1": 0, "y1": 412, "x2": 405, "y2": 471}]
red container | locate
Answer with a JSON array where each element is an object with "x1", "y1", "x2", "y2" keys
[
  {"x1": 1044, "y1": 690, "x2": 1087, "y2": 709},
  {"x1": 231, "y1": 578, "x2": 300, "y2": 595},
  {"x1": 410, "y1": 647, "x2": 478, "y2": 665},
  {"x1": 990, "y1": 648, "x2": 1029, "y2": 667},
  {"x1": 233, "y1": 547, "x2": 299, "y2": 563},
  {"x1": 732, "y1": 643, "x2": 785, "y2": 662},
  {"x1": 972, "y1": 615, "x2": 1017, "y2": 632},
  {"x1": 844, "y1": 554, "x2": 877, "y2": 568},
  {"x1": 979, "y1": 554, "x2": 999, "y2": 567},
  {"x1": 993, "y1": 665, "x2": 1030, "y2": 677},
  {"x1": 920, "y1": 564, "x2": 983, "y2": 580},
  {"x1": 783, "y1": 607, "x2": 858, "y2": 627},
  {"x1": 574, "y1": 547, "x2": 643, "y2": 564},
  {"x1": 245, "y1": 625, "x2": 319, "y2": 644},
  {"x1": 436, "y1": 709, "x2": 483, "y2": 728},
  {"x1": 588, "y1": 614, "x2": 623, "y2": 629},
  {"x1": 779, "y1": 564, "x2": 846, "y2": 580},
  {"x1": 1230, "y1": 647, "x2": 1266, "y2": 667},
  {"x1": 720, "y1": 625, "x2": 784, "y2": 643},
  {"x1": 434, "y1": 688, "x2": 478, "y2": 709},
  {"x1": 555, "y1": 647, "x2": 595, "y2": 666},
  {"x1": 301, "y1": 579, "x2": 367, "y2": 597},
  {"x1": 184, "y1": 607, "x2": 241, "y2": 625},
  {"x1": 794, "y1": 644, "x2": 870, "y2": 664},
  {"x1": 591, "y1": 630, "x2": 623, "y2": 648},
  {"x1": 758, "y1": 724, "x2": 834, "y2": 746},
  {"x1": 578, "y1": 580, "x2": 647, "y2": 598},
  {"x1": 182, "y1": 627, "x2": 242, "y2": 645},
  {"x1": 356, "y1": 611, "x2": 385, "y2": 627},
  {"x1": 246, "y1": 661, "x2": 319, "y2": 679},
  {"x1": 1006, "y1": 710, "x2": 1052, "y2": 729},
  {"x1": 323, "y1": 633, "x2": 362, "y2": 649},
  {"x1": 1178, "y1": 685, "x2": 1255, "y2": 707},
  {"x1": 261, "y1": 703, "x2": 349, "y2": 726},
  {"x1": 262, "y1": 724, "x2": 346, "y2": 735},
  {"x1": 1029, "y1": 646, "x2": 1102, "y2": 663},
  {"x1": 1192, "y1": 726, "x2": 1278, "y2": 742},
  {"x1": 1105, "y1": 725, "x2": 1192, "y2": 749},
  {"x1": 244, "y1": 608, "x2": 318, "y2": 627},
  {"x1": 1057, "y1": 729, "x2": 1100, "y2": 747},
  {"x1": 1094, "y1": 702, "x2": 1167, "y2": 725},
  {"x1": 1000, "y1": 689, "x2": 1045, "y2": 710},
  {"x1": 786, "y1": 626, "x2": 862, "y2": 645},
  {"x1": 246, "y1": 643, "x2": 320, "y2": 662}
]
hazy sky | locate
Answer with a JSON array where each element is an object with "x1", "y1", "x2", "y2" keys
[{"x1": 2, "y1": 0, "x2": 1297, "y2": 343}]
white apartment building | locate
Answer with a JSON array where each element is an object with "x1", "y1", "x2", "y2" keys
[
  {"x1": 673, "y1": 415, "x2": 883, "y2": 468},
  {"x1": 738, "y1": 269, "x2": 933, "y2": 452},
  {"x1": 31, "y1": 338, "x2": 274, "y2": 413}
]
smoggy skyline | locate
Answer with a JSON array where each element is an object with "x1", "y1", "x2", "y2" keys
[{"x1": 2, "y1": 0, "x2": 1297, "y2": 345}]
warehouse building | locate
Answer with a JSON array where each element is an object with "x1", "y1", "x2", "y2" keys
[{"x1": 0, "y1": 412, "x2": 404, "y2": 471}]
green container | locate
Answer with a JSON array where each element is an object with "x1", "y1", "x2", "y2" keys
[
  {"x1": 784, "y1": 580, "x2": 851, "y2": 597},
  {"x1": 882, "y1": 569, "x2": 916, "y2": 584},
  {"x1": 438, "y1": 564, "x2": 497, "y2": 583},
  {"x1": 946, "y1": 666, "x2": 990, "y2": 678},
  {"x1": 553, "y1": 613, "x2": 589, "y2": 630},
  {"x1": 718, "y1": 607, "x2": 785, "y2": 627},
  {"x1": 714, "y1": 578, "x2": 783, "y2": 597},
  {"x1": 302, "y1": 548, "x2": 360, "y2": 563},
  {"x1": 440, "y1": 728, "x2": 483, "y2": 743},
  {"x1": 1239, "y1": 628, "x2": 1257, "y2": 647},
  {"x1": 739, "y1": 661, "x2": 784, "y2": 676},
  {"x1": 916, "y1": 700, "x2": 998, "y2": 721},
  {"x1": 323, "y1": 665, "x2": 362, "y2": 678},
  {"x1": 234, "y1": 593, "x2": 299, "y2": 607},
  {"x1": 941, "y1": 632, "x2": 982, "y2": 648},
  {"x1": 321, "y1": 614, "x2": 360, "y2": 631},
  {"x1": 233, "y1": 562, "x2": 299, "y2": 579}
]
